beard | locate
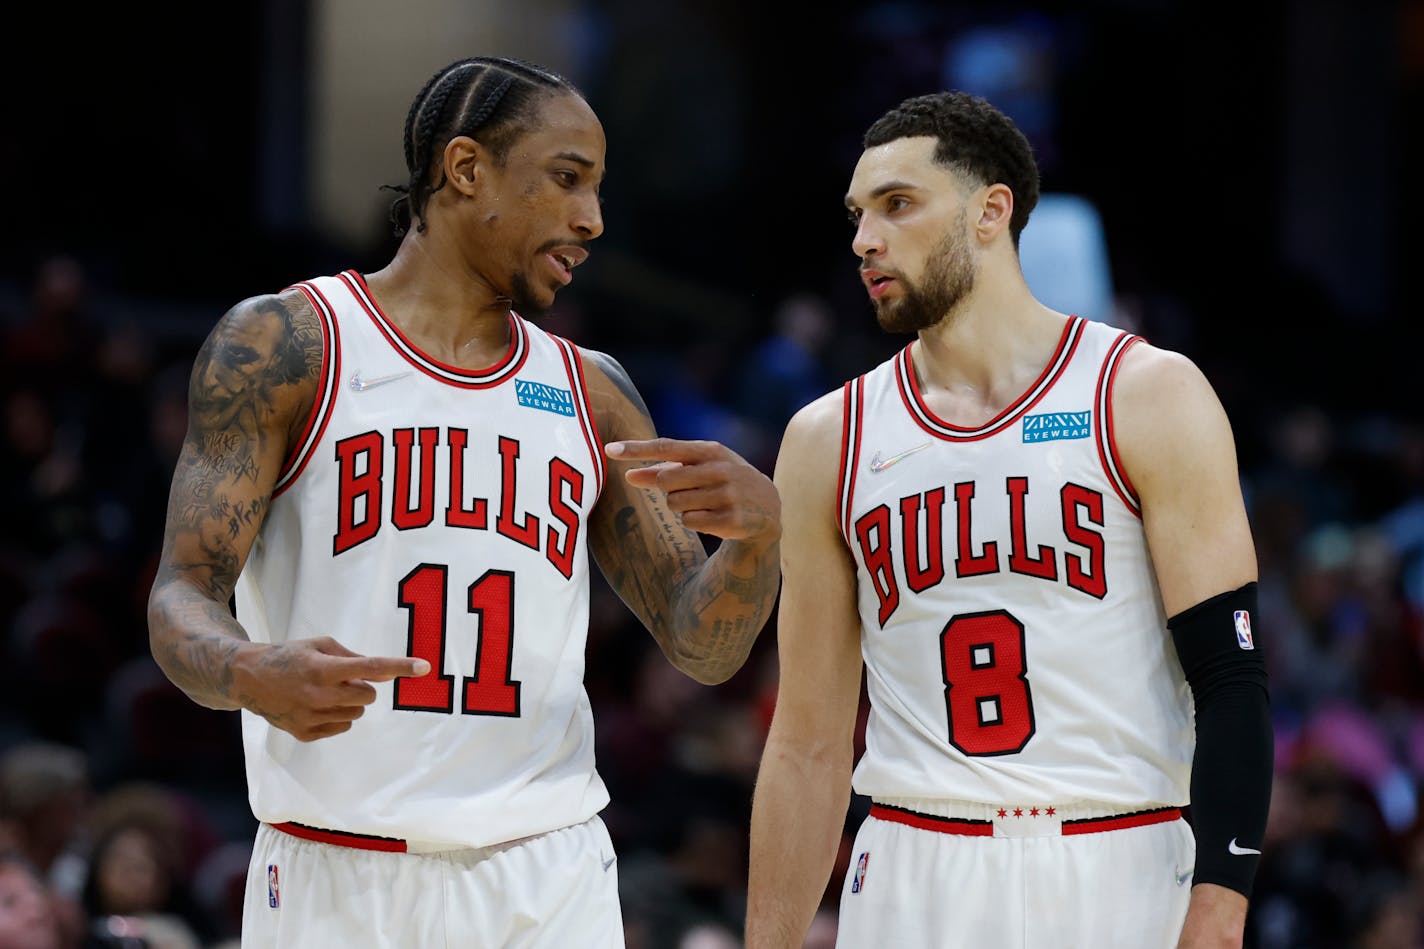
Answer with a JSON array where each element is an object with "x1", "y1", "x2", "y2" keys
[
  {"x1": 872, "y1": 222, "x2": 976, "y2": 334},
  {"x1": 507, "y1": 272, "x2": 550, "y2": 318}
]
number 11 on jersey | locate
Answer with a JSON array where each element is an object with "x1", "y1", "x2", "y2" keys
[{"x1": 394, "y1": 564, "x2": 522, "y2": 716}]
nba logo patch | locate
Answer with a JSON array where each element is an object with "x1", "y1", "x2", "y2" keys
[
  {"x1": 1233, "y1": 610, "x2": 1254, "y2": 650},
  {"x1": 267, "y1": 864, "x2": 280, "y2": 909},
  {"x1": 851, "y1": 852, "x2": 869, "y2": 893}
]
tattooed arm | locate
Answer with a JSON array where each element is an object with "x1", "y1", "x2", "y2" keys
[
  {"x1": 582, "y1": 350, "x2": 781, "y2": 685},
  {"x1": 147, "y1": 291, "x2": 424, "y2": 741}
]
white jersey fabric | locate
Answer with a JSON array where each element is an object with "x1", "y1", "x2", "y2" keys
[
  {"x1": 838, "y1": 315, "x2": 1192, "y2": 811},
  {"x1": 235, "y1": 270, "x2": 609, "y2": 850}
]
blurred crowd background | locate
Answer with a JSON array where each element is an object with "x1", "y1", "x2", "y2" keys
[{"x1": 0, "y1": 0, "x2": 1422, "y2": 947}]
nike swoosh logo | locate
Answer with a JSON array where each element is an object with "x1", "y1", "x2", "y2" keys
[
  {"x1": 601, "y1": 855, "x2": 616, "y2": 872},
  {"x1": 1174, "y1": 865, "x2": 1193, "y2": 886},
  {"x1": 349, "y1": 370, "x2": 413, "y2": 392},
  {"x1": 868, "y1": 441, "x2": 931, "y2": 473},
  {"x1": 1227, "y1": 838, "x2": 1261, "y2": 856}
]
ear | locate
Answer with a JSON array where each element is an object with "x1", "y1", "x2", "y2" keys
[
  {"x1": 442, "y1": 135, "x2": 485, "y2": 198},
  {"x1": 974, "y1": 183, "x2": 1014, "y2": 243}
]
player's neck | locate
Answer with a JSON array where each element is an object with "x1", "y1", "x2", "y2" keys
[
  {"x1": 912, "y1": 271, "x2": 1068, "y2": 421},
  {"x1": 363, "y1": 237, "x2": 516, "y2": 370}
]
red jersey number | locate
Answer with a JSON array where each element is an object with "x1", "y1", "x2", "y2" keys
[
  {"x1": 394, "y1": 564, "x2": 522, "y2": 716},
  {"x1": 940, "y1": 610, "x2": 1034, "y2": 755}
]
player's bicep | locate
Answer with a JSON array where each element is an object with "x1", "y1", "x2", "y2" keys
[
  {"x1": 1113, "y1": 345, "x2": 1257, "y2": 616},
  {"x1": 157, "y1": 293, "x2": 321, "y2": 600},
  {"x1": 767, "y1": 397, "x2": 863, "y2": 748}
]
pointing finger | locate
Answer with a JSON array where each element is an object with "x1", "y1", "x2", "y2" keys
[{"x1": 605, "y1": 438, "x2": 720, "y2": 463}]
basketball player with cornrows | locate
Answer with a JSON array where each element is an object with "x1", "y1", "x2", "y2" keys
[
  {"x1": 747, "y1": 91, "x2": 1271, "y2": 948},
  {"x1": 147, "y1": 56, "x2": 780, "y2": 948}
]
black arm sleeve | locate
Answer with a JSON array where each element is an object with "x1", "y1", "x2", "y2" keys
[{"x1": 1167, "y1": 581, "x2": 1273, "y2": 898}]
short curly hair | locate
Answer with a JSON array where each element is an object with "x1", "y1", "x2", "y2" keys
[{"x1": 863, "y1": 91, "x2": 1040, "y2": 246}]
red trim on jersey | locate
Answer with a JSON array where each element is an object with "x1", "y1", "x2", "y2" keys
[
  {"x1": 1061, "y1": 806, "x2": 1181, "y2": 836},
  {"x1": 869, "y1": 804, "x2": 994, "y2": 836},
  {"x1": 552, "y1": 336, "x2": 605, "y2": 500},
  {"x1": 895, "y1": 316, "x2": 1084, "y2": 442},
  {"x1": 1093, "y1": 333, "x2": 1143, "y2": 517},
  {"x1": 273, "y1": 282, "x2": 342, "y2": 498},
  {"x1": 337, "y1": 271, "x2": 529, "y2": 389},
  {"x1": 270, "y1": 821, "x2": 408, "y2": 853},
  {"x1": 838, "y1": 378, "x2": 866, "y2": 547}
]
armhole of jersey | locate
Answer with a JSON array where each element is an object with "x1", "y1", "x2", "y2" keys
[
  {"x1": 1094, "y1": 332, "x2": 1143, "y2": 518},
  {"x1": 552, "y1": 336, "x2": 606, "y2": 503},
  {"x1": 273, "y1": 282, "x2": 341, "y2": 498},
  {"x1": 837, "y1": 376, "x2": 865, "y2": 547}
]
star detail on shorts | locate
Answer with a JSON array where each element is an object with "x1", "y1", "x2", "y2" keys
[
  {"x1": 1030, "y1": 807, "x2": 1040, "y2": 817},
  {"x1": 1013, "y1": 808, "x2": 1023, "y2": 818},
  {"x1": 1045, "y1": 807, "x2": 1056, "y2": 817},
  {"x1": 997, "y1": 808, "x2": 1007, "y2": 818}
]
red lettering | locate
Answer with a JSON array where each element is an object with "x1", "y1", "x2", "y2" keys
[
  {"x1": 392, "y1": 428, "x2": 438, "y2": 530},
  {"x1": 900, "y1": 488, "x2": 946, "y2": 592},
  {"x1": 1061, "y1": 484, "x2": 1107, "y2": 598},
  {"x1": 953, "y1": 482, "x2": 999, "y2": 578},
  {"x1": 855, "y1": 504, "x2": 900, "y2": 626},
  {"x1": 444, "y1": 428, "x2": 489, "y2": 530},
  {"x1": 495, "y1": 436, "x2": 540, "y2": 550},
  {"x1": 1006, "y1": 477, "x2": 1058, "y2": 580},
  {"x1": 333, "y1": 432, "x2": 383, "y2": 554},
  {"x1": 546, "y1": 458, "x2": 584, "y2": 579}
]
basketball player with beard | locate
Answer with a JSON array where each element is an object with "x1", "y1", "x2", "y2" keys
[
  {"x1": 147, "y1": 56, "x2": 781, "y2": 948},
  {"x1": 745, "y1": 91, "x2": 1271, "y2": 948}
]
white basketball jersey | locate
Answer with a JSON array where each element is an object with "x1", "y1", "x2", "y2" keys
[
  {"x1": 838, "y1": 316, "x2": 1192, "y2": 808},
  {"x1": 235, "y1": 270, "x2": 609, "y2": 849}
]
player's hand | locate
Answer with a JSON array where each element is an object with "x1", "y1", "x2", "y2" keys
[
  {"x1": 606, "y1": 438, "x2": 781, "y2": 545},
  {"x1": 232, "y1": 637, "x2": 429, "y2": 742}
]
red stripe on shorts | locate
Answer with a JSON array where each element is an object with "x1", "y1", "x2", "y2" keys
[
  {"x1": 271, "y1": 821, "x2": 408, "y2": 853},
  {"x1": 1060, "y1": 807, "x2": 1181, "y2": 836},
  {"x1": 869, "y1": 804, "x2": 995, "y2": 836}
]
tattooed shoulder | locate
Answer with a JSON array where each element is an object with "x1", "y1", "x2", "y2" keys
[{"x1": 187, "y1": 291, "x2": 325, "y2": 459}]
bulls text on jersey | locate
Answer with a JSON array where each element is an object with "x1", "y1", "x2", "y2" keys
[
  {"x1": 332, "y1": 427, "x2": 585, "y2": 579},
  {"x1": 854, "y1": 475, "x2": 1107, "y2": 626}
]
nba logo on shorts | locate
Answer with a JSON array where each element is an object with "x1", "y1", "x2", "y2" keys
[
  {"x1": 851, "y1": 852, "x2": 869, "y2": 893},
  {"x1": 1233, "y1": 610, "x2": 1254, "y2": 650},
  {"x1": 267, "y1": 864, "x2": 280, "y2": 909}
]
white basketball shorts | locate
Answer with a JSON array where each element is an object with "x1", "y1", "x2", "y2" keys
[
  {"x1": 835, "y1": 799, "x2": 1195, "y2": 948},
  {"x1": 241, "y1": 815, "x2": 623, "y2": 948}
]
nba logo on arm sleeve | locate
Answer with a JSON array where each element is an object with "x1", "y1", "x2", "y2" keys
[{"x1": 1233, "y1": 610, "x2": 1254, "y2": 650}]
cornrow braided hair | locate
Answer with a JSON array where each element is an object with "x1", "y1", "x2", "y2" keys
[
  {"x1": 382, "y1": 56, "x2": 579, "y2": 236},
  {"x1": 863, "y1": 91, "x2": 1040, "y2": 247}
]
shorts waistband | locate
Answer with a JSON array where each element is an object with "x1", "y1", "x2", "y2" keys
[
  {"x1": 267, "y1": 821, "x2": 544, "y2": 855},
  {"x1": 270, "y1": 821, "x2": 408, "y2": 852},
  {"x1": 869, "y1": 799, "x2": 1182, "y2": 839}
]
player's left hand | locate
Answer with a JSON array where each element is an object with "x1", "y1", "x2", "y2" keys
[
  {"x1": 1176, "y1": 883, "x2": 1247, "y2": 948},
  {"x1": 606, "y1": 438, "x2": 781, "y2": 544}
]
